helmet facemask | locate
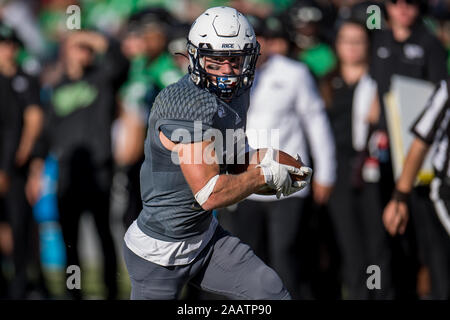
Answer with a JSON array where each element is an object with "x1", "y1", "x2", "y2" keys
[{"x1": 187, "y1": 41, "x2": 260, "y2": 100}]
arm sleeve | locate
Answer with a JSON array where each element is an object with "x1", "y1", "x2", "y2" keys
[
  {"x1": 411, "y1": 80, "x2": 449, "y2": 145},
  {"x1": 295, "y1": 66, "x2": 337, "y2": 186}
]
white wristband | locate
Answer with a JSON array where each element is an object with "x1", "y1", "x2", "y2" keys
[{"x1": 194, "y1": 174, "x2": 220, "y2": 206}]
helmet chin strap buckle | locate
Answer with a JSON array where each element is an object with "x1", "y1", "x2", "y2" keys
[{"x1": 190, "y1": 73, "x2": 201, "y2": 85}]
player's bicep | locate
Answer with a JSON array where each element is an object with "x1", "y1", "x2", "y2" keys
[
  {"x1": 159, "y1": 130, "x2": 219, "y2": 194},
  {"x1": 178, "y1": 140, "x2": 220, "y2": 195}
]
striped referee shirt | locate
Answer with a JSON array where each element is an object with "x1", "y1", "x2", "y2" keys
[
  {"x1": 411, "y1": 80, "x2": 450, "y2": 180},
  {"x1": 412, "y1": 79, "x2": 450, "y2": 235}
]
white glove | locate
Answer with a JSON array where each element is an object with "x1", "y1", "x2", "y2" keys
[
  {"x1": 256, "y1": 148, "x2": 297, "y2": 198},
  {"x1": 282, "y1": 154, "x2": 313, "y2": 196},
  {"x1": 257, "y1": 150, "x2": 313, "y2": 198}
]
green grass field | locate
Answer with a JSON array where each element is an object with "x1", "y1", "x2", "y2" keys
[{"x1": 42, "y1": 262, "x2": 131, "y2": 300}]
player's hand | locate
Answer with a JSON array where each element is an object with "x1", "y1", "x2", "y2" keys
[
  {"x1": 312, "y1": 181, "x2": 333, "y2": 205},
  {"x1": 25, "y1": 159, "x2": 44, "y2": 205},
  {"x1": 293, "y1": 153, "x2": 313, "y2": 184},
  {"x1": 257, "y1": 149, "x2": 311, "y2": 198},
  {"x1": 0, "y1": 171, "x2": 9, "y2": 195},
  {"x1": 383, "y1": 199, "x2": 409, "y2": 236},
  {"x1": 281, "y1": 153, "x2": 312, "y2": 197},
  {"x1": 257, "y1": 148, "x2": 292, "y2": 198},
  {"x1": 15, "y1": 139, "x2": 33, "y2": 167}
]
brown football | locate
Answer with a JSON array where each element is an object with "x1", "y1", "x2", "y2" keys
[{"x1": 228, "y1": 148, "x2": 306, "y2": 195}]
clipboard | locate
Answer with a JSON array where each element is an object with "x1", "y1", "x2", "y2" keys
[{"x1": 384, "y1": 75, "x2": 436, "y2": 184}]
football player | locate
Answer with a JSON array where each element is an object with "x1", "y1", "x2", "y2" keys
[{"x1": 123, "y1": 6, "x2": 312, "y2": 300}]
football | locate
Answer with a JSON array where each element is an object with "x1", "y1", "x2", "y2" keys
[{"x1": 228, "y1": 148, "x2": 307, "y2": 195}]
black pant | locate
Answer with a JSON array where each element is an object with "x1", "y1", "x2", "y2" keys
[
  {"x1": 417, "y1": 179, "x2": 450, "y2": 299},
  {"x1": 0, "y1": 195, "x2": 8, "y2": 299},
  {"x1": 57, "y1": 166, "x2": 117, "y2": 300},
  {"x1": 327, "y1": 176, "x2": 395, "y2": 299},
  {"x1": 218, "y1": 197, "x2": 310, "y2": 299},
  {"x1": 360, "y1": 182, "x2": 396, "y2": 299},
  {"x1": 4, "y1": 169, "x2": 46, "y2": 299},
  {"x1": 327, "y1": 181, "x2": 366, "y2": 299}
]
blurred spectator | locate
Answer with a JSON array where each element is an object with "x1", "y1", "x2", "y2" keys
[
  {"x1": 81, "y1": 0, "x2": 136, "y2": 37},
  {"x1": 219, "y1": 14, "x2": 336, "y2": 299},
  {"x1": 119, "y1": 7, "x2": 183, "y2": 127},
  {"x1": 116, "y1": 8, "x2": 184, "y2": 228},
  {"x1": 431, "y1": 0, "x2": 450, "y2": 74},
  {"x1": 284, "y1": 0, "x2": 337, "y2": 79},
  {"x1": 436, "y1": 20, "x2": 450, "y2": 74},
  {"x1": 27, "y1": 30, "x2": 129, "y2": 299},
  {"x1": 64, "y1": 0, "x2": 190, "y2": 38},
  {"x1": 229, "y1": 0, "x2": 273, "y2": 17},
  {"x1": 0, "y1": 0, "x2": 47, "y2": 61},
  {"x1": 369, "y1": 0, "x2": 448, "y2": 299},
  {"x1": 167, "y1": 22, "x2": 190, "y2": 73},
  {"x1": 371, "y1": 0, "x2": 447, "y2": 108},
  {"x1": 339, "y1": 1, "x2": 388, "y2": 27},
  {"x1": 246, "y1": 13, "x2": 292, "y2": 56},
  {"x1": 320, "y1": 19, "x2": 394, "y2": 299},
  {"x1": 0, "y1": 23, "x2": 17, "y2": 297},
  {"x1": 37, "y1": 0, "x2": 81, "y2": 62},
  {"x1": 0, "y1": 21, "x2": 48, "y2": 299}
]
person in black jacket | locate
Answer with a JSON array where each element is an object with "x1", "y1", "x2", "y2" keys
[
  {"x1": 0, "y1": 21, "x2": 47, "y2": 299},
  {"x1": 0, "y1": 41, "x2": 17, "y2": 298},
  {"x1": 320, "y1": 19, "x2": 395, "y2": 299},
  {"x1": 27, "y1": 30, "x2": 129, "y2": 300}
]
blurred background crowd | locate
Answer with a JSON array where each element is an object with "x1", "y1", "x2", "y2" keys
[{"x1": 0, "y1": 0, "x2": 450, "y2": 300}]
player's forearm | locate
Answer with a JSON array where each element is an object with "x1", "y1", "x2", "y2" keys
[
  {"x1": 202, "y1": 167, "x2": 265, "y2": 211},
  {"x1": 29, "y1": 158, "x2": 45, "y2": 177},
  {"x1": 396, "y1": 138, "x2": 430, "y2": 193},
  {"x1": 20, "y1": 106, "x2": 43, "y2": 148}
]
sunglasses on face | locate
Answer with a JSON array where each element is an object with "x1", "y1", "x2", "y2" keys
[{"x1": 389, "y1": 0, "x2": 419, "y2": 5}]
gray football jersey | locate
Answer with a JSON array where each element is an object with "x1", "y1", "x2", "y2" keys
[{"x1": 137, "y1": 75, "x2": 250, "y2": 241}]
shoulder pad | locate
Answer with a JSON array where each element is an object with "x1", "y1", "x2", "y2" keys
[{"x1": 152, "y1": 76, "x2": 218, "y2": 126}]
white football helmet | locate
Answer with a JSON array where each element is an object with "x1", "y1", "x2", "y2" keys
[{"x1": 187, "y1": 6, "x2": 260, "y2": 99}]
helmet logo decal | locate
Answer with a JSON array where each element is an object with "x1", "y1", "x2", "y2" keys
[{"x1": 217, "y1": 105, "x2": 226, "y2": 118}]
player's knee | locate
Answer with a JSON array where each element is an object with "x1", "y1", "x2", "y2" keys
[
  {"x1": 130, "y1": 278, "x2": 179, "y2": 300},
  {"x1": 251, "y1": 265, "x2": 291, "y2": 300}
]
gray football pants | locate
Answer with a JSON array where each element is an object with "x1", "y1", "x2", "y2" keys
[{"x1": 123, "y1": 225, "x2": 291, "y2": 300}]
